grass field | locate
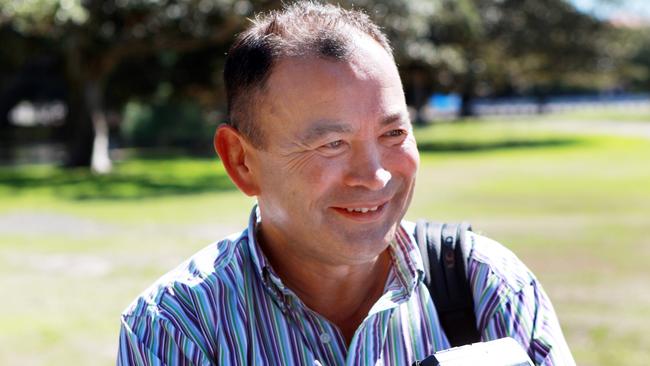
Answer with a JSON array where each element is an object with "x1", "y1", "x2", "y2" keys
[{"x1": 0, "y1": 111, "x2": 649, "y2": 365}]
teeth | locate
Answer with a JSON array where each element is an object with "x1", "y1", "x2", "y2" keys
[{"x1": 345, "y1": 206, "x2": 379, "y2": 213}]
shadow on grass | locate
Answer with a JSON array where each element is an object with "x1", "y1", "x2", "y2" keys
[
  {"x1": 0, "y1": 137, "x2": 583, "y2": 200},
  {"x1": 0, "y1": 160, "x2": 237, "y2": 201},
  {"x1": 417, "y1": 137, "x2": 581, "y2": 153}
]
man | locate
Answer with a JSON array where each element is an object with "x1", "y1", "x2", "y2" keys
[{"x1": 118, "y1": 2, "x2": 575, "y2": 365}]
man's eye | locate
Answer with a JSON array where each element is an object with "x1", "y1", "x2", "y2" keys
[
  {"x1": 385, "y1": 129, "x2": 406, "y2": 137},
  {"x1": 323, "y1": 140, "x2": 344, "y2": 149}
]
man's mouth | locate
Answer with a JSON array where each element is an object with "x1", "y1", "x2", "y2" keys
[
  {"x1": 344, "y1": 206, "x2": 380, "y2": 213},
  {"x1": 331, "y1": 201, "x2": 388, "y2": 221}
]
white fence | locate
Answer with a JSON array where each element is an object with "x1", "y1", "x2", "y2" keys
[{"x1": 427, "y1": 93, "x2": 650, "y2": 118}]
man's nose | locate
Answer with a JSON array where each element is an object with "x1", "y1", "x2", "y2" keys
[{"x1": 343, "y1": 145, "x2": 392, "y2": 191}]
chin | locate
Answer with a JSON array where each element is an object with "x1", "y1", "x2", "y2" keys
[{"x1": 342, "y1": 223, "x2": 397, "y2": 249}]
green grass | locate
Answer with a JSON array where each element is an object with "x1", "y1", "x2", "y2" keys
[
  {"x1": 1, "y1": 113, "x2": 649, "y2": 365},
  {"x1": 409, "y1": 120, "x2": 650, "y2": 366}
]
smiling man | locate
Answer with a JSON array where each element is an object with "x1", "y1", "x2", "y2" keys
[{"x1": 118, "y1": 2, "x2": 575, "y2": 365}]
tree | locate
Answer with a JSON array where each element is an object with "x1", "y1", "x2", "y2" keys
[
  {"x1": 614, "y1": 24, "x2": 650, "y2": 91},
  {"x1": 432, "y1": 0, "x2": 620, "y2": 116},
  {"x1": 0, "y1": 0, "x2": 279, "y2": 172},
  {"x1": 1, "y1": 0, "x2": 637, "y2": 165},
  {"x1": 348, "y1": 0, "x2": 619, "y2": 119},
  {"x1": 338, "y1": 0, "x2": 466, "y2": 123}
]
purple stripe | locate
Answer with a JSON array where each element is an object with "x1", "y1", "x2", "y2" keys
[{"x1": 116, "y1": 211, "x2": 575, "y2": 365}]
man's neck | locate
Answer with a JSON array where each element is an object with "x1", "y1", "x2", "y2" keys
[{"x1": 257, "y1": 230, "x2": 393, "y2": 345}]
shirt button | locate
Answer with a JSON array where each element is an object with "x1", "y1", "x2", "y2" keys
[{"x1": 319, "y1": 333, "x2": 331, "y2": 343}]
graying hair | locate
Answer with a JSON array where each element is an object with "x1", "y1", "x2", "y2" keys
[{"x1": 223, "y1": 1, "x2": 392, "y2": 147}]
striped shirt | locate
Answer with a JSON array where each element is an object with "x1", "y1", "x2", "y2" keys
[{"x1": 118, "y1": 207, "x2": 575, "y2": 365}]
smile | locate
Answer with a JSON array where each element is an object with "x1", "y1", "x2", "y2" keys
[
  {"x1": 345, "y1": 206, "x2": 379, "y2": 213},
  {"x1": 331, "y1": 201, "x2": 389, "y2": 222}
]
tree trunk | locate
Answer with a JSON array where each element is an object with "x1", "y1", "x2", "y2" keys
[
  {"x1": 403, "y1": 68, "x2": 431, "y2": 125},
  {"x1": 458, "y1": 58, "x2": 477, "y2": 119},
  {"x1": 84, "y1": 80, "x2": 112, "y2": 174},
  {"x1": 62, "y1": 34, "x2": 113, "y2": 173},
  {"x1": 0, "y1": 97, "x2": 14, "y2": 164},
  {"x1": 63, "y1": 81, "x2": 94, "y2": 168},
  {"x1": 63, "y1": 35, "x2": 94, "y2": 168},
  {"x1": 459, "y1": 90, "x2": 474, "y2": 117}
]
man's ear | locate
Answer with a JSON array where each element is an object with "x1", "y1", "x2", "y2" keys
[{"x1": 214, "y1": 124, "x2": 260, "y2": 196}]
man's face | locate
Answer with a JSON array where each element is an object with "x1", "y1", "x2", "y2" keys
[{"x1": 247, "y1": 35, "x2": 419, "y2": 266}]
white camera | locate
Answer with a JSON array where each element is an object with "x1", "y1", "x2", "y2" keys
[{"x1": 413, "y1": 337, "x2": 534, "y2": 366}]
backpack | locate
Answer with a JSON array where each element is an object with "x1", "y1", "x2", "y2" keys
[{"x1": 414, "y1": 220, "x2": 481, "y2": 347}]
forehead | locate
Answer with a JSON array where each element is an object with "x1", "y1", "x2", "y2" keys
[{"x1": 257, "y1": 35, "x2": 407, "y2": 142}]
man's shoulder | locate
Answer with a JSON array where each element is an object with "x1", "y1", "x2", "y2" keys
[
  {"x1": 466, "y1": 231, "x2": 536, "y2": 294},
  {"x1": 403, "y1": 220, "x2": 536, "y2": 293},
  {"x1": 121, "y1": 229, "x2": 250, "y2": 320}
]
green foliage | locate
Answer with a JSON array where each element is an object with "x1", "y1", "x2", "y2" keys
[
  {"x1": 336, "y1": 0, "x2": 626, "y2": 115},
  {"x1": 1, "y1": 0, "x2": 648, "y2": 168},
  {"x1": 429, "y1": 0, "x2": 617, "y2": 93},
  {"x1": 121, "y1": 100, "x2": 216, "y2": 150},
  {"x1": 619, "y1": 25, "x2": 650, "y2": 90},
  {"x1": 0, "y1": 0, "x2": 263, "y2": 167},
  {"x1": 0, "y1": 0, "x2": 246, "y2": 37},
  {"x1": 0, "y1": 0, "x2": 88, "y2": 33}
]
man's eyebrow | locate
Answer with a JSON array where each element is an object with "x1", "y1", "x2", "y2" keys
[
  {"x1": 381, "y1": 112, "x2": 410, "y2": 126},
  {"x1": 299, "y1": 113, "x2": 410, "y2": 143},
  {"x1": 299, "y1": 121, "x2": 353, "y2": 143}
]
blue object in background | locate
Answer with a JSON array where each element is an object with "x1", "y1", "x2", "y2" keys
[{"x1": 429, "y1": 93, "x2": 461, "y2": 113}]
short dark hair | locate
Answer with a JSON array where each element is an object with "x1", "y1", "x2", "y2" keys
[{"x1": 223, "y1": 1, "x2": 392, "y2": 147}]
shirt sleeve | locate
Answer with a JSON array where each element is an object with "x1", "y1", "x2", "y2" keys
[
  {"x1": 469, "y1": 234, "x2": 575, "y2": 366},
  {"x1": 481, "y1": 278, "x2": 575, "y2": 366},
  {"x1": 529, "y1": 281, "x2": 575, "y2": 366},
  {"x1": 117, "y1": 303, "x2": 212, "y2": 366}
]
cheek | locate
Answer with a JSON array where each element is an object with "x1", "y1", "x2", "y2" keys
[
  {"x1": 304, "y1": 159, "x2": 343, "y2": 188},
  {"x1": 265, "y1": 154, "x2": 341, "y2": 202},
  {"x1": 388, "y1": 142, "x2": 419, "y2": 179},
  {"x1": 408, "y1": 147, "x2": 420, "y2": 175},
  {"x1": 285, "y1": 151, "x2": 343, "y2": 187}
]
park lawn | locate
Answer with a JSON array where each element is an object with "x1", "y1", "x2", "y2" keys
[
  {"x1": 0, "y1": 116, "x2": 649, "y2": 365},
  {"x1": 409, "y1": 130, "x2": 650, "y2": 365}
]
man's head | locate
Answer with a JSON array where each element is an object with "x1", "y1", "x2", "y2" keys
[
  {"x1": 223, "y1": 1, "x2": 392, "y2": 148},
  {"x1": 216, "y1": 1, "x2": 419, "y2": 266}
]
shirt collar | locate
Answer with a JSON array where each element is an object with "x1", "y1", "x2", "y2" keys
[
  {"x1": 245, "y1": 204, "x2": 266, "y2": 275},
  {"x1": 386, "y1": 223, "x2": 425, "y2": 298},
  {"x1": 245, "y1": 205, "x2": 289, "y2": 291},
  {"x1": 245, "y1": 205, "x2": 424, "y2": 301}
]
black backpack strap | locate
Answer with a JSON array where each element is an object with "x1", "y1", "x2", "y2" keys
[{"x1": 415, "y1": 220, "x2": 481, "y2": 347}]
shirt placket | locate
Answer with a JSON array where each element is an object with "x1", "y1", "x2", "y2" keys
[
  {"x1": 344, "y1": 265, "x2": 412, "y2": 366},
  {"x1": 345, "y1": 308, "x2": 398, "y2": 366},
  {"x1": 262, "y1": 267, "x2": 347, "y2": 365},
  {"x1": 284, "y1": 293, "x2": 349, "y2": 365}
]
